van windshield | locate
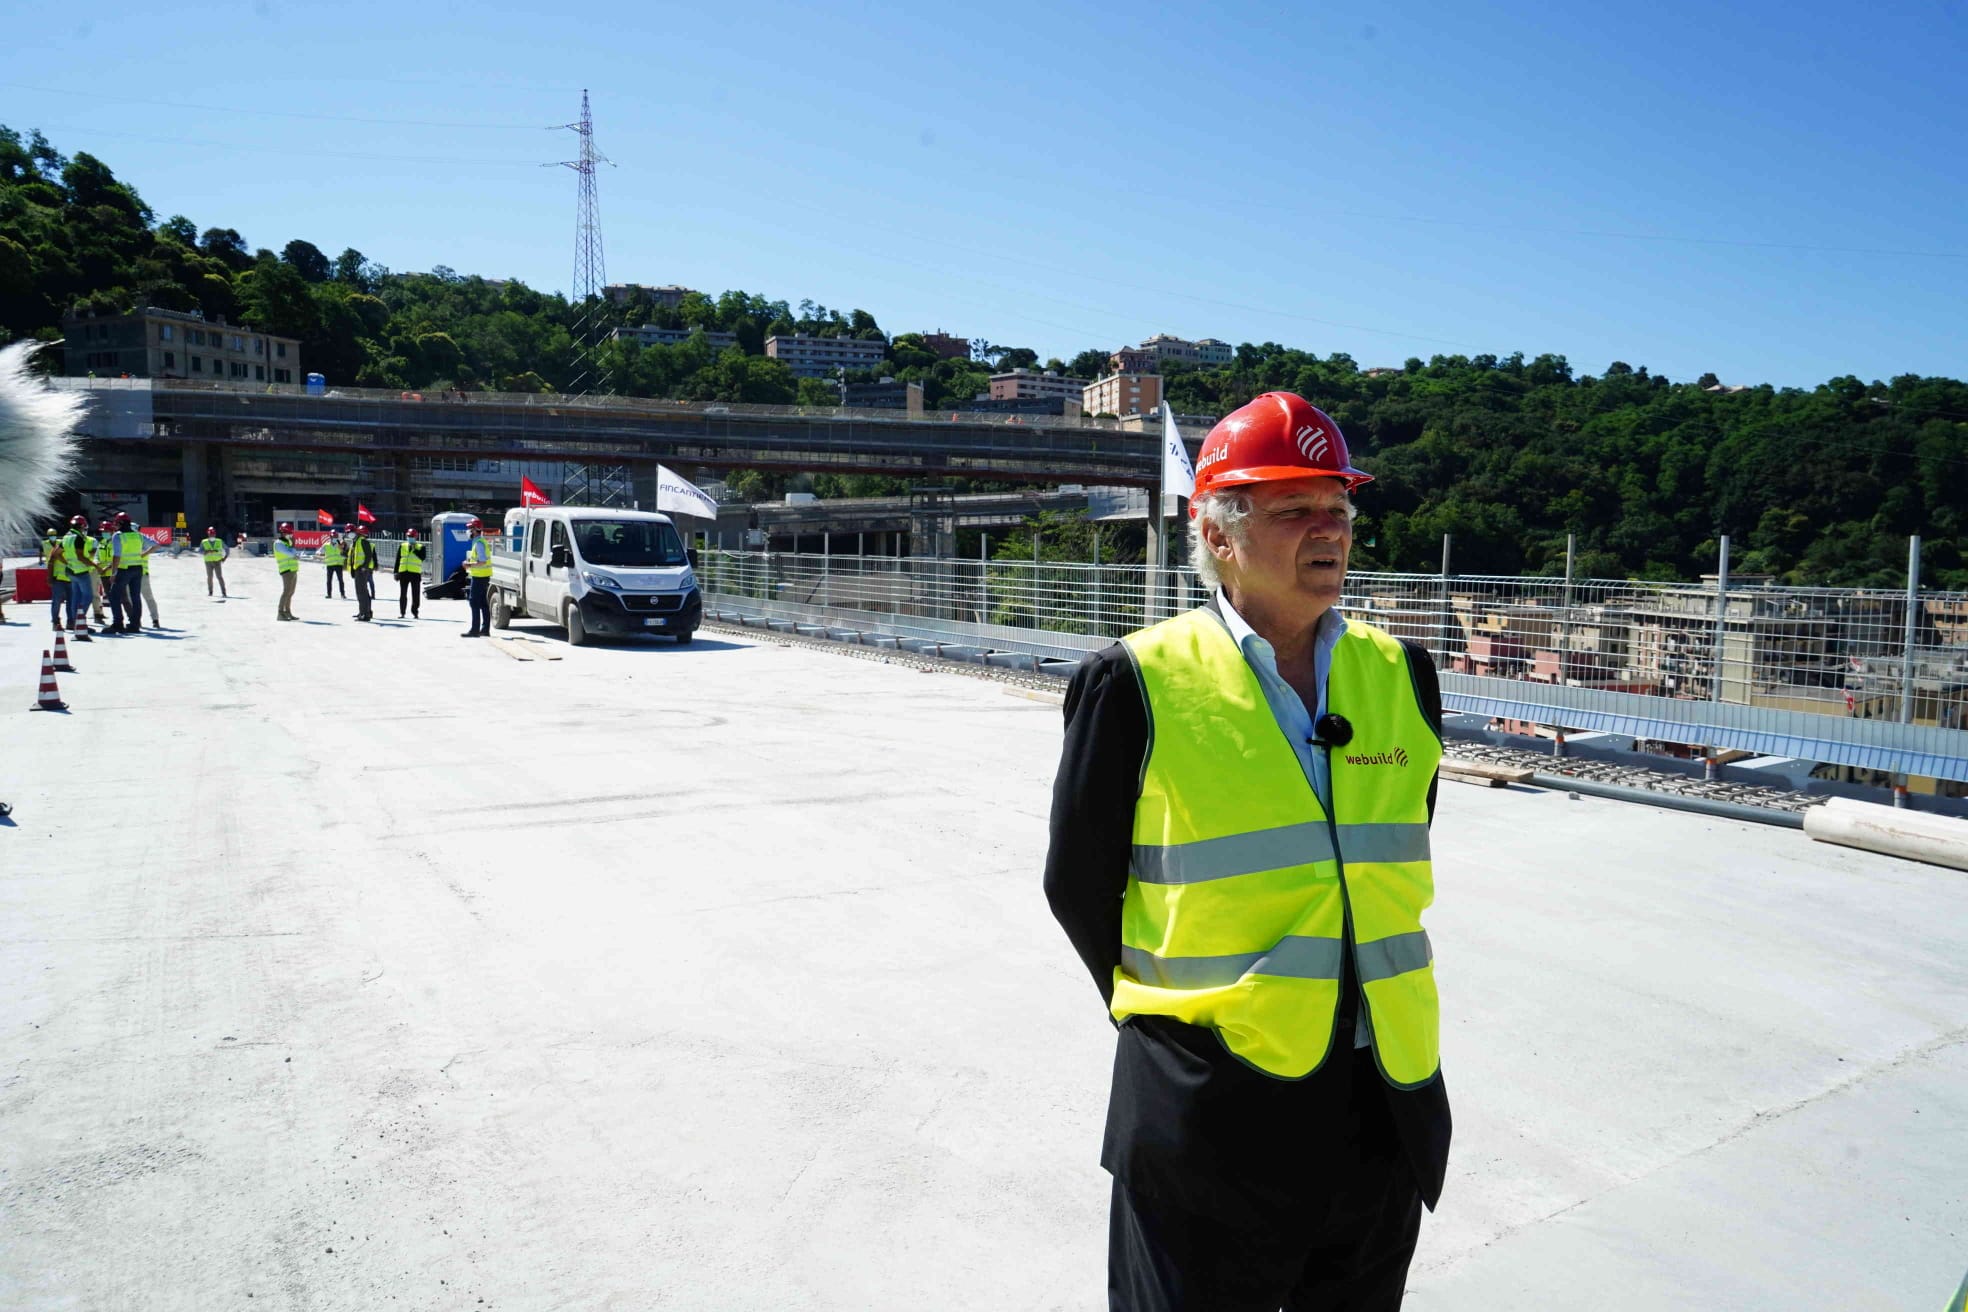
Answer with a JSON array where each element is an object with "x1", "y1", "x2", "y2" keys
[{"x1": 570, "y1": 519, "x2": 688, "y2": 567}]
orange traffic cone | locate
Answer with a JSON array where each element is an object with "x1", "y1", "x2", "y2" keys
[
  {"x1": 31, "y1": 651, "x2": 68, "y2": 711},
  {"x1": 51, "y1": 630, "x2": 74, "y2": 672}
]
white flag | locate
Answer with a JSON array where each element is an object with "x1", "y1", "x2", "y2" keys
[
  {"x1": 656, "y1": 464, "x2": 719, "y2": 520},
  {"x1": 1161, "y1": 402, "x2": 1195, "y2": 502}
]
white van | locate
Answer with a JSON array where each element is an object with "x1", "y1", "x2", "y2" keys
[{"x1": 490, "y1": 507, "x2": 701, "y2": 646}]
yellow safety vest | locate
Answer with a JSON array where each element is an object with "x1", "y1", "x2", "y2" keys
[
  {"x1": 1115, "y1": 607, "x2": 1443, "y2": 1086},
  {"x1": 321, "y1": 540, "x2": 345, "y2": 567},
  {"x1": 111, "y1": 529, "x2": 144, "y2": 568},
  {"x1": 465, "y1": 538, "x2": 492, "y2": 578},
  {"x1": 396, "y1": 540, "x2": 424, "y2": 575},
  {"x1": 274, "y1": 538, "x2": 299, "y2": 573},
  {"x1": 201, "y1": 537, "x2": 225, "y2": 562},
  {"x1": 53, "y1": 532, "x2": 88, "y2": 582},
  {"x1": 349, "y1": 538, "x2": 375, "y2": 570},
  {"x1": 41, "y1": 535, "x2": 55, "y2": 564}
]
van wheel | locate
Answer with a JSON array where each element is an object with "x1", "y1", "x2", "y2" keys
[
  {"x1": 674, "y1": 630, "x2": 694, "y2": 645},
  {"x1": 565, "y1": 603, "x2": 589, "y2": 647},
  {"x1": 491, "y1": 591, "x2": 512, "y2": 630}
]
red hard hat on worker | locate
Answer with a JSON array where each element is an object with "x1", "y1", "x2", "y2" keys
[{"x1": 1190, "y1": 392, "x2": 1371, "y2": 515}]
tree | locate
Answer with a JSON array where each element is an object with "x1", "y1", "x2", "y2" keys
[
  {"x1": 281, "y1": 239, "x2": 331, "y2": 283},
  {"x1": 333, "y1": 247, "x2": 369, "y2": 286},
  {"x1": 157, "y1": 215, "x2": 198, "y2": 247},
  {"x1": 1067, "y1": 348, "x2": 1110, "y2": 379},
  {"x1": 198, "y1": 227, "x2": 252, "y2": 271}
]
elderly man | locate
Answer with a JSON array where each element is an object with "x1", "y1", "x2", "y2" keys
[{"x1": 1045, "y1": 392, "x2": 1449, "y2": 1311}]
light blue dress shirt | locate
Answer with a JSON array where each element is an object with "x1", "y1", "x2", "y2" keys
[{"x1": 1215, "y1": 591, "x2": 1371, "y2": 1048}]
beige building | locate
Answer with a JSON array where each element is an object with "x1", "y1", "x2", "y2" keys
[
  {"x1": 63, "y1": 306, "x2": 300, "y2": 384},
  {"x1": 1140, "y1": 333, "x2": 1200, "y2": 364},
  {"x1": 1082, "y1": 371, "x2": 1162, "y2": 418},
  {"x1": 1195, "y1": 337, "x2": 1234, "y2": 366},
  {"x1": 988, "y1": 369, "x2": 1083, "y2": 402},
  {"x1": 764, "y1": 334, "x2": 888, "y2": 379}
]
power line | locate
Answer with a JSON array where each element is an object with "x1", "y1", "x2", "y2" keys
[
  {"x1": 2, "y1": 82, "x2": 550, "y2": 130},
  {"x1": 29, "y1": 124, "x2": 544, "y2": 167}
]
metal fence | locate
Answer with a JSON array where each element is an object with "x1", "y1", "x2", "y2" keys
[{"x1": 699, "y1": 547, "x2": 1968, "y2": 785}]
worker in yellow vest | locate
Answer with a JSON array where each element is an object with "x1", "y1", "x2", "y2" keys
[
  {"x1": 348, "y1": 525, "x2": 377, "y2": 621},
  {"x1": 461, "y1": 517, "x2": 493, "y2": 637},
  {"x1": 395, "y1": 527, "x2": 426, "y2": 618},
  {"x1": 1045, "y1": 393, "x2": 1448, "y2": 1307},
  {"x1": 91, "y1": 518, "x2": 114, "y2": 624},
  {"x1": 200, "y1": 527, "x2": 229, "y2": 599},
  {"x1": 321, "y1": 530, "x2": 347, "y2": 599},
  {"x1": 49, "y1": 516, "x2": 91, "y2": 634},
  {"x1": 107, "y1": 511, "x2": 147, "y2": 633},
  {"x1": 272, "y1": 522, "x2": 300, "y2": 621},
  {"x1": 137, "y1": 528, "x2": 161, "y2": 628}
]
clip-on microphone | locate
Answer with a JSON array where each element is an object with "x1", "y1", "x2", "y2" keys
[{"x1": 1314, "y1": 712, "x2": 1353, "y2": 748}]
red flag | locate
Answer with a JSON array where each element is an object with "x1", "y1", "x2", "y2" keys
[
  {"x1": 356, "y1": 504, "x2": 377, "y2": 524},
  {"x1": 520, "y1": 476, "x2": 552, "y2": 507},
  {"x1": 316, "y1": 509, "x2": 334, "y2": 527}
]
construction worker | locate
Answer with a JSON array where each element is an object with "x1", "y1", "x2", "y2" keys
[
  {"x1": 272, "y1": 522, "x2": 300, "y2": 620},
  {"x1": 462, "y1": 517, "x2": 492, "y2": 637},
  {"x1": 91, "y1": 518, "x2": 113, "y2": 625},
  {"x1": 108, "y1": 512, "x2": 145, "y2": 633},
  {"x1": 1044, "y1": 393, "x2": 1448, "y2": 1309},
  {"x1": 201, "y1": 527, "x2": 229, "y2": 598},
  {"x1": 41, "y1": 527, "x2": 62, "y2": 628},
  {"x1": 395, "y1": 527, "x2": 425, "y2": 618},
  {"x1": 137, "y1": 528, "x2": 162, "y2": 628},
  {"x1": 49, "y1": 515, "x2": 91, "y2": 633},
  {"x1": 39, "y1": 526, "x2": 56, "y2": 568},
  {"x1": 348, "y1": 524, "x2": 377, "y2": 621},
  {"x1": 322, "y1": 528, "x2": 347, "y2": 599}
]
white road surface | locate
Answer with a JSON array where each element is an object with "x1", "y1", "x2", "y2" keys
[{"x1": 1, "y1": 554, "x2": 1964, "y2": 1309}]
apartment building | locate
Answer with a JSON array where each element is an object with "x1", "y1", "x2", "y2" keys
[
  {"x1": 764, "y1": 334, "x2": 889, "y2": 379},
  {"x1": 609, "y1": 325, "x2": 739, "y2": 350},
  {"x1": 988, "y1": 369, "x2": 1084, "y2": 402},
  {"x1": 62, "y1": 306, "x2": 301, "y2": 384},
  {"x1": 1081, "y1": 371, "x2": 1163, "y2": 418},
  {"x1": 918, "y1": 331, "x2": 971, "y2": 360},
  {"x1": 1195, "y1": 337, "x2": 1235, "y2": 365}
]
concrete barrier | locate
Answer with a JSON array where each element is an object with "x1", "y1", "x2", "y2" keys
[{"x1": 1803, "y1": 797, "x2": 1968, "y2": 872}]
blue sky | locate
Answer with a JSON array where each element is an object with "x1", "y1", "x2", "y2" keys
[{"x1": 6, "y1": 0, "x2": 1963, "y2": 387}]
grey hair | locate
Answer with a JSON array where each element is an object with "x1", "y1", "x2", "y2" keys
[
  {"x1": 1188, "y1": 489, "x2": 1253, "y2": 591},
  {"x1": 1186, "y1": 485, "x2": 1357, "y2": 591}
]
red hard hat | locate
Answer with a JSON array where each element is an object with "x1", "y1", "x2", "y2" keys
[
  {"x1": 1190, "y1": 392, "x2": 1372, "y2": 514},
  {"x1": 278, "y1": 521, "x2": 293, "y2": 532},
  {"x1": 406, "y1": 529, "x2": 419, "y2": 538},
  {"x1": 356, "y1": 525, "x2": 368, "y2": 534},
  {"x1": 114, "y1": 511, "x2": 132, "y2": 525},
  {"x1": 466, "y1": 516, "x2": 483, "y2": 529},
  {"x1": 70, "y1": 514, "x2": 87, "y2": 527},
  {"x1": 206, "y1": 526, "x2": 216, "y2": 535}
]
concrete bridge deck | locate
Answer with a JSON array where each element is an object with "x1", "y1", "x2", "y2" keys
[{"x1": 2, "y1": 557, "x2": 1964, "y2": 1309}]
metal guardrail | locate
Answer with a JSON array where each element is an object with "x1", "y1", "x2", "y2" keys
[{"x1": 700, "y1": 551, "x2": 1968, "y2": 785}]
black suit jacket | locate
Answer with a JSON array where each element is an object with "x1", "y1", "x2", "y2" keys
[{"x1": 1043, "y1": 608, "x2": 1452, "y2": 1214}]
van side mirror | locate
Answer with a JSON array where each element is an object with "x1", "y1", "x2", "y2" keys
[
  {"x1": 550, "y1": 546, "x2": 571, "y2": 569},
  {"x1": 687, "y1": 548, "x2": 699, "y2": 567}
]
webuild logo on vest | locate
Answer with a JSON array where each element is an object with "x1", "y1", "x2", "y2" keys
[{"x1": 1344, "y1": 747, "x2": 1410, "y2": 767}]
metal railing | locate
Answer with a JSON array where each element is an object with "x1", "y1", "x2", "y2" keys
[{"x1": 698, "y1": 549, "x2": 1968, "y2": 785}]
